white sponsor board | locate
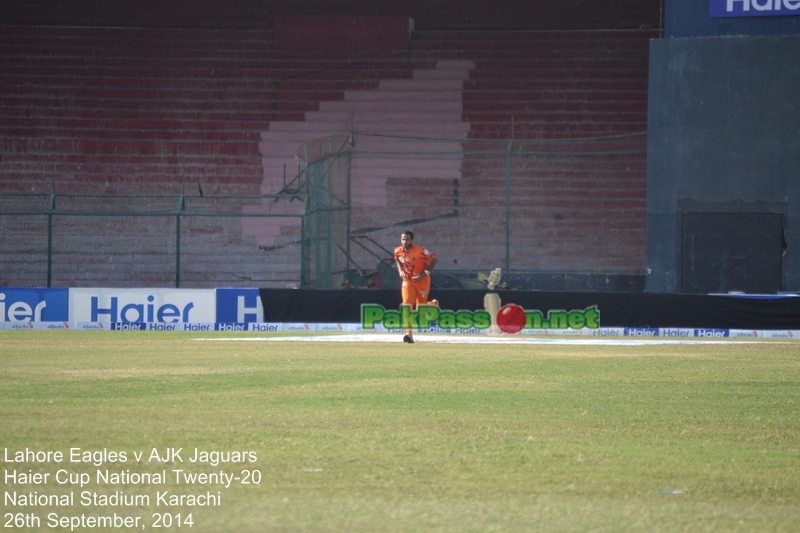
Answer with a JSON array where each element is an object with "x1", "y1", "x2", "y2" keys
[
  {"x1": 281, "y1": 323, "x2": 317, "y2": 332},
  {"x1": 3, "y1": 321, "x2": 800, "y2": 340},
  {"x1": 729, "y1": 330, "x2": 762, "y2": 338},
  {"x1": 3, "y1": 321, "x2": 71, "y2": 331},
  {"x1": 69, "y1": 288, "x2": 215, "y2": 324},
  {"x1": 75, "y1": 321, "x2": 109, "y2": 331},
  {"x1": 659, "y1": 328, "x2": 695, "y2": 337},
  {"x1": 762, "y1": 330, "x2": 799, "y2": 339}
]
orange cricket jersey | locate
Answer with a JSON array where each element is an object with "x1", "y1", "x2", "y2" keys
[{"x1": 394, "y1": 243, "x2": 435, "y2": 278}]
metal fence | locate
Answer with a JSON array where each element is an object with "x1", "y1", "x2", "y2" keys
[
  {"x1": 1, "y1": 131, "x2": 648, "y2": 291},
  {"x1": 281, "y1": 130, "x2": 648, "y2": 291},
  {"x1": 0, "y1": 191, "x2": 300, "y2": 288}
]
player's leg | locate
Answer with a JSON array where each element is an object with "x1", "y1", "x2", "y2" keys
[
  {"x1": 406, "y1": 278, "x2": 432, "y2": 343},
  {"x1": 401, "y1": 280, "x2": 418, "y2": 343},
  {"x1": 416, "y1": 277, "x2": 432, "y2": 306}
]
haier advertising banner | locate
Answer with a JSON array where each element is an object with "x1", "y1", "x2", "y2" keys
[
  {"x1": 69, "y1": 288, "x2": 216, "y2": 326},
  {"x1": 710, "y1": 0, "x2": 800, "y2": 17},
  {"x1": 0, "y1": 288, "x2": 69, "y2": 327},
  {"x1": 216, "y1": 288, "x2": 264, "y2": 324}
]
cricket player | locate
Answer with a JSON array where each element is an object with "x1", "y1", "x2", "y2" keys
[{"x1": 394, "y1": 230, "x2": 438, "y2": 343}]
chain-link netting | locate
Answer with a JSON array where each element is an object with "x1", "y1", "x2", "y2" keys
[
  {"x1": 0, "y1": 193, "x2": 300, "y2": 288},
  {"x1": 289, "y1": 131, "x2": 647, "y2": 291},
  {"x1": 1, "y1": 131, "x2": 646, "y2": 291}
]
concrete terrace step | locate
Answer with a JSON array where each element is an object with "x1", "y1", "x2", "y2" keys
[
  {"x1": 417, "y1": 40, "x2": 653, "y2": 59},
  {"x1": 464, "y1": 110, "x2": 646, "y2": 122},
  {"x1": 261, "y1": 120, "x2": 470, "y2": 138},
  {"x1": 0, "y1": 55, "x2": 433, "y2": 71},
  {"x1": 318, "y1": 95, "x2": 461, "y2": 113},
  {"x1": 464, "y1": 79, "x2": 648, "y2": 92},
  {"x1": 1, "y1": 94, "x2": 284, "y2": 119},
  {"x1": 463, "y1": 59, "x2": 647, "y2": 79},
  {"x1": 467, "y1": 70, "x2": 647, "y2": 82},
  {"x1": 0, "y1": 170, "x2": 254, "y2": 188},
  {"x1": 0, "y1": 137, "x2": 262, "y2": 157},
  {"x1": 304, "y1": 111, "x2": 465, "y2": 124},
  {"x1": 463, "y1": 90, "x2": 648, "y2": 103},
  {"x1": 467, "y1": 122, "x2": 647, "y2": 140},
  {"x1": 460, "y1": 169, "x2": 648, "y2": 182},
  {"x1": 412, "y1": 29, "x2": 659, "y2": 45},
  {"x1": 2, "y1": 152, "x2": 263, "y2": 169},
  {"x1": 0, "y1": 83, "x2": 275, "y2": 100},
  {"x1": 462, "y1": 101, "x2": 647, "y2": 114},
  {"x1": 1, "y1": 0, "x2": 661, "y2": 32},
  {"x1": 0, "y1": 53, "x2": 269, "y2": 70},
  {"x1": 2, "y1": 120, "x2": 267, "y2": 140},
  {"x1": 0, "y1": 63, "x2": 423, "y2": 80},
  {"x1": 317, "y1": 100, "x2": 463, "y2": 113},
  {"x1": 334, "y1": 89, "x2": 463, "y2": 103},
  {"x1": 459, "y1": 181, "x2": 646, "y2": 198},
  {"x1": 0, "y1": 26, "x2": 272, "y2": 50}
]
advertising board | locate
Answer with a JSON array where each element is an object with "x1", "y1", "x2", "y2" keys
[
  {"x1": 0, "y1": 288, "x2": 69, "y2": 324},
  {"x1": 69, "y1": 288, "x2": 216, "y2": 324},
  {"x1": 710, "y1": 0, "x2": 800, "y2": 17}
]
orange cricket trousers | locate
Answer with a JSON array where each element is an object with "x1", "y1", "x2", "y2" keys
[{"x1": 401, "y1": 277, "x2": 432, "y2": 334}]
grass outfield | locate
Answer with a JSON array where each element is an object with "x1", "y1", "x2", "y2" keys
[{"x1": 1, "y1": 331, "x2": 800, "y2": 532}]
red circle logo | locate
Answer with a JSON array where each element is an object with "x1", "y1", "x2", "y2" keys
[{"x1": 497, "y1": 304, "x2": 526, "y2": 334}]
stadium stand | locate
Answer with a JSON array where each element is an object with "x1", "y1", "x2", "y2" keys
[{"x1": 0, "y1": 1, "x2": 661, "y2": 288}]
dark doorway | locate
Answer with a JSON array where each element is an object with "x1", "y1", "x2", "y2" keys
[{"x1": 680, "y1": 213, "x2": 783, "y2": 294}]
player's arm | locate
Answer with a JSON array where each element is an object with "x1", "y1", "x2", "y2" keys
[
  {"x1": 425, "y1": 256, "x2": 439, "y2": 276},
  {"x1": 415, "y1": 256, "x2": 437, "y2": 280},
  {"x1": 395, "y1": 256, "x2": 408, "y2": 280}
]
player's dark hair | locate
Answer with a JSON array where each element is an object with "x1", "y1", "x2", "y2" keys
[{"x1": 402, "y1": 230, "x2": 414, "y2": 240}]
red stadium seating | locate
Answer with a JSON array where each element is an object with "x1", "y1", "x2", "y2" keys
[{"x1": 1, "y1": 2, "x2": 659, "y2": 286}]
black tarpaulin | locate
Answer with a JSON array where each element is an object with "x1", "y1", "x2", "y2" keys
[{"x1": 259, "y1": 289, "x2": 800, "y2": 329}]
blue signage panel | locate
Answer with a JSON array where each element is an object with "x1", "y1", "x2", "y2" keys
[
  {"x1": 216, "y1": 289, "x2": 264, "y2": 324},
  {"x1": 0, "y1": 288, "x2": 69, "y2": 322},
  {"x1": 711, "y1": 0, "x2": 800, "y2": 17}
]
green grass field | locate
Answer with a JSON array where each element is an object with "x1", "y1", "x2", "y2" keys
[{"x1": 2, "y1": 331, "x2": 800, "y2": 532}]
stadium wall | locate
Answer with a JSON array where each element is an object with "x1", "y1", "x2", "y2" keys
[
  {"x1": 648, "y1": 1, "x2": 799, "y2": 294},
  {"x1": 645, "y1": 35, "x2": 800, "y2": 293}
]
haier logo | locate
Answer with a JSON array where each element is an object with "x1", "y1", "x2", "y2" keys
[
  {"x1": 249, "y1": 323, "x2": 279, "y2": 332},
  {"x1": 111, "y1": 322, "x2": 146, "y2": 331},
  {"x1": 184, "y1": 323, "x2": 213, "y2": 331},
  {"x1": 148, "y1": 323, "x2": 178, "y2": 331},
  {"x1": 710, "y1": 0, "x2": 800, "y2": 17},
  {"x1": 694, "y1": 329, "x2": 730, "y2": 337},
  {"x1": 216, "y1": 289, "x2": 264, "y2": 323},
  {"x1": 216, "y1": 323, "x2": 248, "y2": 331},
  {"x1": 661, "y1": 328, "x2": 692, "y2": 337},
  {"x1": 591, "y1": 329, "x2": 622, "y2": 336},
  {"x1": 1, "y1": 293, "x2": 46, "y2": 321},
  {"x1": 70, "y1": 289, "x2": 215, "y2": 324},
  {"x1": 91, "y1": 296, "x2": 194, "y2": 323},
  {"x1": 624, "y1": 328, "x2": 659, "y2": 337},
  {"x1": 0, "y1": 289, "x2": 69, "y2": 322}
]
